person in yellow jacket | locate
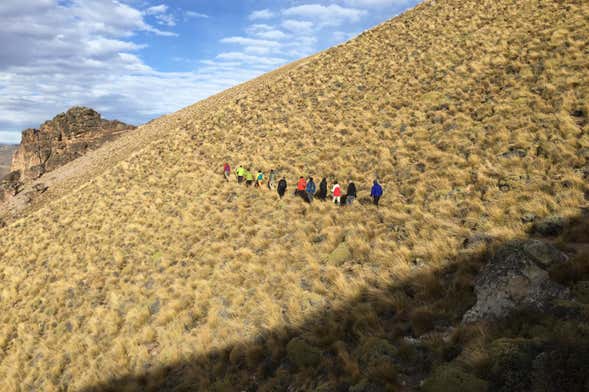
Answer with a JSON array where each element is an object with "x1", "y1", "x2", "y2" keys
[
  {"x1": 235, "y1": 165, "x2": 245, "y2": 184},
  {"x1": 245, "y1": 169, "x2": 254, "y2": 187}
]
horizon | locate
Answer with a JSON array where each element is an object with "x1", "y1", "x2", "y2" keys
[{"x1": 0, "y1": 0, "x2": 421, "y2": 144}]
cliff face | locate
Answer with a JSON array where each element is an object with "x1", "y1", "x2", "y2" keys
[
  {"x1": 10, "y1": 106, "x2": 134, "y2": 179},
  {"x1": 0, "y1": 144, "x2": 18, "y2": 178}
]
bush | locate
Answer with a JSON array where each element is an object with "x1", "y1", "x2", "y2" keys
[
  {"x1": 286, "y1": 337, "x2": 321, "y2": 368},
  {"x1": 421, "y1": 364, "x2": 488, "y2": 392}
]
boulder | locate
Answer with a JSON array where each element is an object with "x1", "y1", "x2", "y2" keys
[
  {"x1": 10, "y1": 106, "x2": 135, "y2": 180},
  {"x1": 463, "y1": 240, "x2": 570, "y2": 323},
  {"x1": 33, "y1": 183, "x2": 48, "y2": 193},
  {"x1": 531, "y1": 215, "x2": 566, "y2": 237}
]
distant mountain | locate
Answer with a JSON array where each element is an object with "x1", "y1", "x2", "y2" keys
[{"x1": 0, "y1": 144, "x2": 17, "y2": 178}]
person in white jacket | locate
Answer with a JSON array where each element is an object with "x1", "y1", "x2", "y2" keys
[{"x1": 332, "y1": 181, "x2": 342, "y2": 205}]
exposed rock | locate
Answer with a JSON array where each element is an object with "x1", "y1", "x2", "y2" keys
[
  {"x1": 531, "y1": 215, "x2": 566, "y2": 237},
  {"x1": 11, "y1": 106, "x2": 134, "y2": 180},
  {"x1": 33, "y1": 183, "x2": 48, "y2": 193},
  {"x1": 521, "y1": 213, "x2": 536, "y2": 223},
  {"x1": 463, "y1": 240, "x2": 570, "y2": 323},
  {"x1": 0, "y1": 170, "x2": 23, "y2": 201},
  {"x1": 501, "y1": 146, "x2": 527, "y2": 158}
]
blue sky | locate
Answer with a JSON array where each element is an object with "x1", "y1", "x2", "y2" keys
[{"x1": 0, "y1": 0, "x2": 420, "y2": 144}]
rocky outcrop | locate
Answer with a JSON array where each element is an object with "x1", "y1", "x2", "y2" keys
[
  {"x1": 463, "y1": 240, "x2": 570, "y2": 323},
  {"x1": 11, "y1": 107, "x2": 134, "y2": 179}
]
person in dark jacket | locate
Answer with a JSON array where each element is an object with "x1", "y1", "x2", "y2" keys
[
  {"x1": 277, "y1": 177, "x2": 287, "y2": 199},
  {"x1": 345, "y1": 180, "x2": 357, "y2": 205},
  {"x1": 316, "y1": 177, "x2": 328, "y2": 201},
  {"x1": 370, "y1": 179, "x2": 383, "y2": 206},
  {"x1": 306, "y1": 177, "x2": 316, "y2": 203}
]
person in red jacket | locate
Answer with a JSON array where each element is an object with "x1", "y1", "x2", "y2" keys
[{"x1": 296, "y1": 176, "x2": 307, "y2": 199}]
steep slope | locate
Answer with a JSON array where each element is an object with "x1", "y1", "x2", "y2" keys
[{"x1": 0, "y1": 0, "x2": 588, "y2": 390}]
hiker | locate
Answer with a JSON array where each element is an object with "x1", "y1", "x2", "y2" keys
[
  {"x1": 236, "y1": 165, "x2": 245, "y2": 184},
  {"x1": 255, "y1": 170, "x2": 264, "y2": 188},
  {"x1": 223, "y1": 162, "x2": 231, "y2": 182},
  {"x1": 306, "y1": 177, "x2": 316, "y2": 203},
  {"x1": 296, "y1": 176, "x2": 307, "y2": 199},
  {"x1": 245, "y1": 169, "x2": 254, "y2": 187},
  {"x1": 371, "y1": 179, "x2": 383, "y2": 206},
  {"x1": 317, "y1": 177, "x2": 328, "y2": 201},
  {"x1": 268, "y1": 169, "x2": 277, "y2": 190},
  {"x1": 345, "y1": 180, "x2": 357, "y2": 205},
  {"x1": 332, "y1": 181, "x2": 342, "y2": 205},
  {"x1": 277, "y1": 177, "x2": 287, "y2": 199}
]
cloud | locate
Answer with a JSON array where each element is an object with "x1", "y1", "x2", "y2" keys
[
  {"x1": 221, "y1": 37, "x2": 280, "y2": 48},
  {"x1": 246, "y1": 24, "x2": 288, "y2": 40},
  {"x1": 216, "y1": 52, "x2": 286, "y2": 66},
  {"x1": 281, "y1": 20, "x2": 314, "y2": 33},
  {"x1": 145, "y1": 4, "x2": 168, "y2": 15},
  {"x1": 144, "y1": 4, "x2": 176, "y2": 27},
  {"x1": 249, "y1": 9, "x2": 275, "y2": 20},
  {"x1": 283, "y1": 4, "x2": 367, "y2": 26},
  {"x1": 185, "y1": 11, "x2": 209, "y2": 19},
  {"x1": 343, "y1": 0, "x2": 410, "y2": 6}
]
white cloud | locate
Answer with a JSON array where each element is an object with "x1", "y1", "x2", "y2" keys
[
  {"x1": 221, "y1": 37, "x2": 280, "y2": 48},
  {"x1": 145, "y1": 4, "x2": 168, "y2": 15},
  {"x1": 246, "y1": 25, "x2": 288, "y2": 40},
  {"x1": 144, "y1": 4, "x2": 176, "y2": 27},
  {"x1": 186, "y1": 11, "x2": 209, "y2": 19},
  {"x1": 281, "y1": 20, "x2": 314, "y2": 33},
  {"x1": 216, "y1": 52, "x2": 286, "y2": 66},
  {"x1": 249, "y1": 9, "x2": 275, "y2": 20},
  {"x1": 343, "y1": 0, "x2": 410, "y2": 6},
  {"x1": 283, "y1": 4, "x2": 367, "y2": 26}
]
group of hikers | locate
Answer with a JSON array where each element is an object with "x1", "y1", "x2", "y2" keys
[{"x1": 223, "y1": 163, "x2": 384, "y2": 206}]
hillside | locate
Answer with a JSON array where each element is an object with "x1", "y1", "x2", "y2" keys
[
  {"x1": 0, "y1": 144, "x2": 17, "y2": 178},
  {"x1": 0, "y1": 0, "x2": 588, "y2": 391}
]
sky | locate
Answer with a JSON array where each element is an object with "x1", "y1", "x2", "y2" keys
[{"x1": 0, "y1": 0, "x2": 420, "y2": 144}]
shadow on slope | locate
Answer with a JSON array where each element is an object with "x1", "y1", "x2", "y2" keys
[{"x1": 82, "y1": 211, "x2": 589, "y2": 392}]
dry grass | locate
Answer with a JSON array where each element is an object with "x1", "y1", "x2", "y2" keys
[{"x1": 0, "y1": 0, "x2": 588, "y2": 390}]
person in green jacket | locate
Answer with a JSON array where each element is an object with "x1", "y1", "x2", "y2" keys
[
  {"x1": 235, "y1": 165, "x2": 245, "y2": 184},
  {"x1": 245, "y1": 169, "x2": 254, "y2": 187}
]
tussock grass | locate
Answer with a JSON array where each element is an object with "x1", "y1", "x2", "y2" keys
[{"x1": 0, "y1": 0, "x2": 588, "y2": 389}]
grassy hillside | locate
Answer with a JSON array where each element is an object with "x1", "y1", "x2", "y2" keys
[{"x1": 0, "y1": 0, "x2": 588, "y2": 390}]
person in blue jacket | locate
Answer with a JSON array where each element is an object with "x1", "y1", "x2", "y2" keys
[
  {"x1": 370, "y1": 179, "x2": 383, "y2": 206},
  {"x1": 306, "y1": 177, "x2": 316, "y2": 203}
]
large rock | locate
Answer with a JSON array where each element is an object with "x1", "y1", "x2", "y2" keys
[
  {"x1": 10, "y1": 107, "x2": 134, "y2": 180},
  {"x1": 0, "y1": 170, "x2": 23, "y2": 201},
  {"x1": 463, "y1": 240, "x2": 569, "y2": 323}
]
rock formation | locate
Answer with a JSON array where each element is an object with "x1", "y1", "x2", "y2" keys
[
  {"x1": 463, "y1": 240, "x2": 570, "y2": 323},
  {"x1": 10, "y1": 106, "x2": 134, "y2": 179}
]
